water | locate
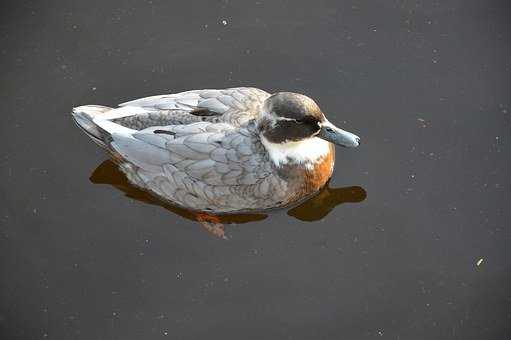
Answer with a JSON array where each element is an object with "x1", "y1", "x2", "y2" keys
[{"x1": 1, "y1": 0, "x2": 510, "y2": 339}]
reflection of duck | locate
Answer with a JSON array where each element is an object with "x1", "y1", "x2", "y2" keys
[
  {"x1": 288, "y1": 185, "x2": 366, "y2": 221},
  {"x1": 73, "y1": 87, "x2": 360, "y2": 213},
  {"x1": 90, "y1": 160, "x2": 366, "y2": 238}
]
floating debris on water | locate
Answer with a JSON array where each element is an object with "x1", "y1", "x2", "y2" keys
[
  {"x1": 476, "y1": 258, "x2": 484, "y2": 266},
  {"x1": 221, "y1": 19, "x2": 228, "y2": 26}
]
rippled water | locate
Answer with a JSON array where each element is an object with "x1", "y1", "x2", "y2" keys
[{"x1": 1, "y1": 1, "x2": 510, "y2": 339}]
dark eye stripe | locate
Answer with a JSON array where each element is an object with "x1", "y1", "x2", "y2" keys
[{"x1": 296, "y1": 116, "x2": 320, "y2": 125}]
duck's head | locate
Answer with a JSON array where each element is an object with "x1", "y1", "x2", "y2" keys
[{"x1": 258, "y1": 92, "x2": 360, "y2": 166}]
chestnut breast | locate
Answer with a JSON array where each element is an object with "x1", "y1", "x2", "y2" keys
[
  {"x1": 278, "y1": 144, "x2": 335, "y2": 203},
  {"x1": 302, "y1": 143, "x2": 335, "y2": 193}
]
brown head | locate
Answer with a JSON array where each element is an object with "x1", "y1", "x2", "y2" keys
[{"x1": 257, "y1": 92, "x2": 360, "y2": 168}]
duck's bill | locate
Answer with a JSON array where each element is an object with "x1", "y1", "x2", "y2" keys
[{"x1": 318, "y1": 120, "x2": 360, "y2": 148}]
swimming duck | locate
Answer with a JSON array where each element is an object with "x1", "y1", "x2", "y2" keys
[{"x1": 72, "y1": 87, "x2": 360, "y2": 213}]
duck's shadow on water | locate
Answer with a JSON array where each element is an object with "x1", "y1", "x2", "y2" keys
[{"x1": 90, "y1": 160, "x2": 367, "y2": 238}]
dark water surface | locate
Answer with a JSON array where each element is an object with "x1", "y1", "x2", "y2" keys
[{"x1": 1, "y1": 0, "x2": 511, "y2": 339}]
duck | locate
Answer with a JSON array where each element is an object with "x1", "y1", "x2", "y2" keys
[{"x1": 72, "y1": 87, "x2": 360, "y2": 213}]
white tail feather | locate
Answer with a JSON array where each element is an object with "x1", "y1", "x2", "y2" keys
[{"x1": 72, "y1": 105, "x2": 112, "y2": 147}]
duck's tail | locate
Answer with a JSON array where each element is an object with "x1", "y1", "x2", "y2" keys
[{"x1": 72, "y1": 105, "x2": 113, "y2": 149}]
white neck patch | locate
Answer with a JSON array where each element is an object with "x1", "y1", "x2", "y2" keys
[{"x1": 260, "y1": 135, "x2": 330, "y2": 168}]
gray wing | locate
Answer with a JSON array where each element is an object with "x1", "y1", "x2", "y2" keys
[
  {"x1": 116, "y1": 87, "x2": 271, "y2": 128},
  {"x1": 110, "y1": 121, "x2": 288, "y2": 212}
]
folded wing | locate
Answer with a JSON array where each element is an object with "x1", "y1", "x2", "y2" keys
[
  {"x1": 118, "y1": 87, "x2": 270, "y2": 127},
  {"x1": 105, "y1": 121, "x2": 280, "y2": 211}
]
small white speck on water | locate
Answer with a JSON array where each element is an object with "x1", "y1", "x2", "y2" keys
[
  {"x1": 176, "y1": 272, "x2": 183, "y2": 279},
  {"x1": 92, "y1": 87, "x2": 97, "y2": 91},
  {"x1": 221, "y1": 19, "x2": 228, "y2": 26},
  {"x1": 476, "y1": 258, "x2": 484, "y2": 266},
  {"x1": 417, "y1": 118, "x2": 427, "y2": 127},
  {"x1": 163, "y1": 331, "x2": 168, "y2": 336}
]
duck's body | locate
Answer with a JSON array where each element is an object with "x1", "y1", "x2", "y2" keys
[{"x1": 72, "y1": 87, "x2": 359, "y2": 213}]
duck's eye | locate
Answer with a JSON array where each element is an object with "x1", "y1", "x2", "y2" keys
[{"x1": 295, "y1": 117, "x2": 316, "y2": 125}]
